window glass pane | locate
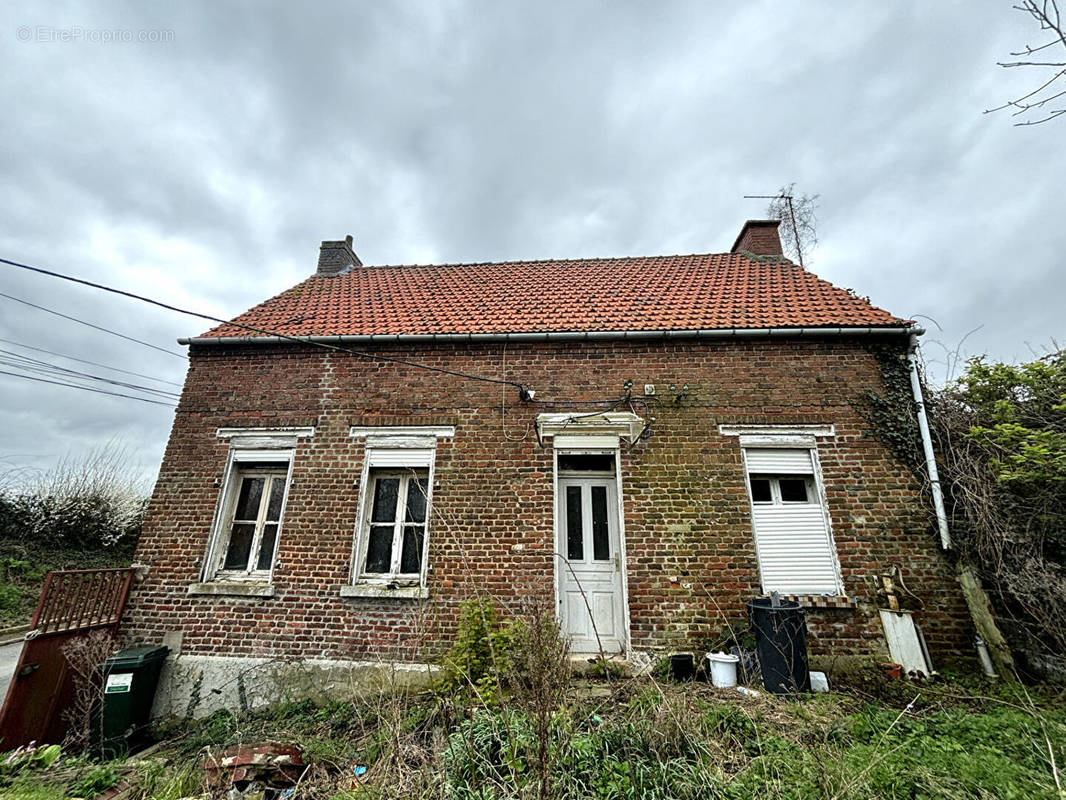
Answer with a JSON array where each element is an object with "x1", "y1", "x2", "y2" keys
[
  {"x1": 234, "y1": 477, "x2": 265, "y2": 521},
  {"x1": 365, "y1": 525, "x2": 393, "y2": 573},
  {"x1": 266, "y1": 477, "x2": 286, "y2": 521},
  {"x1": 591, "y1": 485, "x2": 610, "y2": 561},
  {"x1": 405, "y1": 474, "x2": 428, "y2": 523},
  {"x1": 223, "y1": 523, "x2": 256, "y2": 570},
  {"x1": 749, "y1": 477, "x2": 772, "y2": 503},
  {"x1": 565, "y1": 485, "x2": 584, "y2": 560},
  {"x1": 256, "y1": 523, "x2": 278, "y2": 571},
  {"x1": 400, "y1": 525, "x2": 424, "y2": 574},
  {"x1": 779, "y1": 478, "x2": 809, "y2": 503},
  {"x1": 558, "y1": 454, "x2": 615, "y2": 472},
  {"x1": 371, "y1": 477, "x2": 400, "y2": 523}
]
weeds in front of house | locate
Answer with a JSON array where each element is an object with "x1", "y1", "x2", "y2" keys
[{"x1": 5, "y1": 607, "x2": 1065, "y2": 798}]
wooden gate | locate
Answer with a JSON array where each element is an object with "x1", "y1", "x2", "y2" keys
[{"x1": 0, "y1": 568, "x2": 134, "y2": 749}]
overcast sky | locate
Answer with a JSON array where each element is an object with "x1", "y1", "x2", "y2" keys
[{"x1": 1, "y1": 1, "x2": 1063, "y2": 487}]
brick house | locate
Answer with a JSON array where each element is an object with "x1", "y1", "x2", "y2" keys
[{"x1": 124, "y1": 220, "x2": 973, "y2": 712}]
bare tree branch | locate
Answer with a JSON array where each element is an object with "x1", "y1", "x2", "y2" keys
[{"x1": 989, "y1": 1, "x2": 1066, "y2": 125}]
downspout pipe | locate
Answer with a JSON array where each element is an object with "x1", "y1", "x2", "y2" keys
[
  {"x1": 906, "y1": 335, "x2": 1015, "y2": 675},
  {"x1": 907, "y1": 333, "x2": 951, "y2": 549}
]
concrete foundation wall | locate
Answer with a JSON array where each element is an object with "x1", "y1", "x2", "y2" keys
[{"x1": 151, "y1": 654, "x2": 440, "y2": 721}]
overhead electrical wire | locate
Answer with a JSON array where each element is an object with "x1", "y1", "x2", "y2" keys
[
  {"x1": 0, "y1": 351, "x2": 182, "y2": 400},
  {"x1": 0, "y1": 256, "x2": 652, "y2": 433},
  {"x1": 0, "y1": 291, "x2": 188, "y2": 360},
  {"x1": 0, "y1": 256, "x2": 528, "y2": 395},
  {"x1": 0, "y1": 369, "x2": 176, "y2": 407},
  {"x1": 0, "y1": 336, "x2": 184, "y2": 387}
]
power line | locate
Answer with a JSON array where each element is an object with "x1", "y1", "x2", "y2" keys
[
  {"x1": 0, "y1": 368, "x2": 176, "y2": 407},
  {"x1": 0, "y1": 291, "x2": 188, "y2": 360},
  {"x1": 0, "y1": 352, "x2": 182, "y2": 399},
  {"x1": 0, "y1": 256, "x2": 527, "y2": 395},
  {"x1": 0, "y1": 336, "x2": 184, "y2": 386},
  {"x1": 0, "y1": 348, "x2": 181, "y2": 394}
]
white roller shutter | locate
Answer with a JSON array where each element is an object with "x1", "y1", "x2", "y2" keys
[
  {"x1": 744, "y1": 447, "x2": 841, "y2": 595},
  {"x1": 745, "y1": 448, "x2": 813, "y2": 474},
  {"x1": 751, "y1": 505, "x2": 840, "y2": 594}
]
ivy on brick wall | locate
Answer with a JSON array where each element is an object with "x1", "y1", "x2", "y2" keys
[{"x1": 854, "y1": 343, "x2": 924, "y2": 477}]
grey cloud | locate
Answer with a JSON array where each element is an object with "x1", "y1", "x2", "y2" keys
[{"x1": 2, "y1": 0, "x2": 1062, "y2": 483}]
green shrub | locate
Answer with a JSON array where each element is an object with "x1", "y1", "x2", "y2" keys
[{"x1": 439, "y1": 599, "x2": 517, "y2": 703}]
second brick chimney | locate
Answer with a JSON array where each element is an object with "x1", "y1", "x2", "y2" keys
[
  {"x1": 316, "y1": 235, "x2": 363, "y2": 276},
  {"x1": 730, "y1": 220, "x2": 784, "y2": 257}
]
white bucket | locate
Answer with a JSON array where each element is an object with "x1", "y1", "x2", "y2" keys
[{"x1": 706, "y1": 652, "x2": 740, "y2": 688}]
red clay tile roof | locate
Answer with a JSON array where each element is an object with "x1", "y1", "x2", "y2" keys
[{"x1": 200, "y1": 253, "x2": 904, "y2": 339}]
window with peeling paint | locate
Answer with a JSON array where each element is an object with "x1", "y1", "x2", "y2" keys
[
  {"x1": 207, "y1": 455, "x2": 292, "y2": 582},
  {"x1": 360, "y1": 469, "x2": 430, "y2": 580}
]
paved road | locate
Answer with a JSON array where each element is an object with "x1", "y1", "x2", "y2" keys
[{"x1": 0, "y1": 640, "x2": 22, "y2": 700}]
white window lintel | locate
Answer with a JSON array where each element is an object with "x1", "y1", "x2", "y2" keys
[
  {"x1": 537, "y1": 412, "x2": 645, "y2": 443},
  {"x1": 349, "y1": 425, "x2": 455, "y2": 441},
  {"x1": 217, "y1": 426, "x2": 315, "y2": 449}
]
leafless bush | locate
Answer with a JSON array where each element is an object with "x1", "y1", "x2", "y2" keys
[
  {"x1": 504, "y1": 602, "x2": 571, "y2": 800},
  {"x1": 0, "y1": 443, "x2": 148, "y2": 550},
  {"x1": 61, "y1": 630, "x2": 116, "y2": 755}
]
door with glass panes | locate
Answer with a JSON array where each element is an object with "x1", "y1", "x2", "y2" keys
[{"x1": 557, "y1": 475, "x2": 625, "y2": 653}]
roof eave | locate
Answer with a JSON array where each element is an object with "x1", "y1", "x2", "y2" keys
[{"x1": 179, "y1": 325, "x2": 922, "y2": 347}]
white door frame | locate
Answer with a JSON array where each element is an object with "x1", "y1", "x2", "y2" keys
[{"x1": 551, "y1": 439, "x2": 631, "y2": 655}]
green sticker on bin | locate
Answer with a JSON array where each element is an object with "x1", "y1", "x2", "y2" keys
[{"x1": 105, "y1": 672, "x2": 133, "y2": 694}]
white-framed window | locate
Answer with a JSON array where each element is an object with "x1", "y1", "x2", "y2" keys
[
  {"x1": 360, "y1": 468, "x2": 429, "y2": 579},
  {"x1": 741, "y1": 445, "x2": 843, "y2": 596},
  {"x1": 346, "y1": 426, "x2": 452, "y2": 598},
  {"x1": 204, "y1": 449, "x2": 293, "y2": 583}
]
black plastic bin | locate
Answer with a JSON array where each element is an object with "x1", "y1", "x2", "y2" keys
[
  {"x1": 747, "y1": 598, "x2": 810, "y2": 693},
  {"x1": 94, "y1": 645, "x2": 169, "y2": 757}
]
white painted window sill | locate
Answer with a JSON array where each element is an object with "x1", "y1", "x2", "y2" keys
[
  {"x1": 340, "y1": 584, "x2": 429, "y2": 600},
  {"x1": 187, "y1": 581, "x2": 275, "y2": 598}
]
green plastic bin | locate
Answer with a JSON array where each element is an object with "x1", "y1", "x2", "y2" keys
[{"x1": 94, "y1": 645, "x2": 169, "y2": 757}]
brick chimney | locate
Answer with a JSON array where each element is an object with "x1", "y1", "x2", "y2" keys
[
  {"x1": 730, "y1": 220, "x2": 783, "y2": 257},
  {"x1": 316, "y1": 235, "x2": 362, "y2": 276}
]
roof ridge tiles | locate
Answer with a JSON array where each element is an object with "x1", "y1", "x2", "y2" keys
[{"x1": 348, "y1": 250, "x2": 756, "y2": 271}]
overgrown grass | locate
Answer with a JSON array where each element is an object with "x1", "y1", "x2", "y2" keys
[{"x1": 57, "y1": 673, "x2": 1059, "y2": 800}]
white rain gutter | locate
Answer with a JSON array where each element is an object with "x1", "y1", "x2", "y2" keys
[
  {"x1": 907, "y1": 333, "x2": 951, "y2": 549},
  {"x1": 178, "y1": 325, "x2": 918, "y2": 346}
]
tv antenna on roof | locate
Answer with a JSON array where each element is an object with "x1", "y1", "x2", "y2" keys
[{"x1": 744, "y1": 187, "x2": 817, "y2": 269}]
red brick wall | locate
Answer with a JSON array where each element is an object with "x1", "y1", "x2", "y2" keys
[
  {"x1": 732, "y1": 221, "x2": 783, "y2": 256},
  {"x1": 122, "y1": 338, "x2": 973, "y2": 665}
]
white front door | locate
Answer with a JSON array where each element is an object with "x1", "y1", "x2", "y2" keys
[{"x1": 557, "y1": 477, "x2": 625, "y2": 653}]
